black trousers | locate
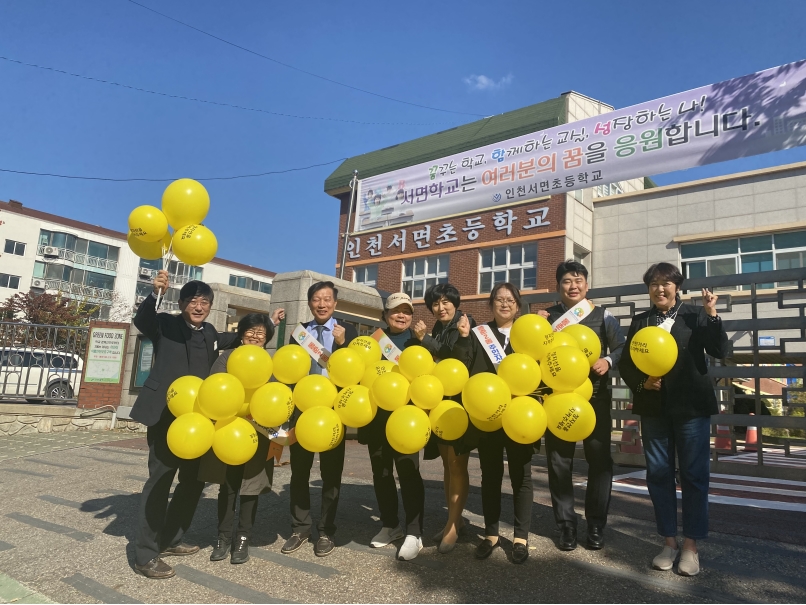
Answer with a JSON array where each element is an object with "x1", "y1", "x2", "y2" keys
[
  {"x1": 545, "y1": 401, "x2": 613, "y2": 529},
  {"x1": 478, "y1": 429, "x2": 534, "y2": 540},
  {"x1": 217, "y1": 465, "x2": 258, "y2": 540},
  {"x1": 368, "y1": 436, "x2": 424, "y2": 537},
  {"x1": 135, "y1": 413, "x2": 205, "y2": 565},
  {"x1": 289, "y1": 439, "x2": 346, "y2": 537}
]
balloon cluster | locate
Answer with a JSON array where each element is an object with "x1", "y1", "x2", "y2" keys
[{"x1": 127, "y1": 178, "x2": 219, "y2": 267}]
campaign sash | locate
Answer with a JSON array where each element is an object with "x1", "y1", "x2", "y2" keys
[
  {"x1": 291, "y1": 323, "x2": 331, "y2": 369},
  {"x1": 551, "y1": 299, "x2": 595, "y2": 332},
  {"x1": 371, "y1": 328, "x2": 402, "y2": 364},
  {"x1": 472, "y1": 324, "x2": 507, "y2": 369}
]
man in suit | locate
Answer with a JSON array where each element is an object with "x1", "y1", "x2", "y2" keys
[
  {"x1": 131, "y1": 270, "x2": 238, "y2": 579},
  {"x1": 281, "y1": 281, "x2": 357, "y2": 557}
]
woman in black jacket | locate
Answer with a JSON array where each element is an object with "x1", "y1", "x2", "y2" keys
[
  {"x1": 453, "y1": 282, "x2": 534, "y2": 564},
  {"x1": 619, "y1": 263, "x2": 727, "y2": 578}
]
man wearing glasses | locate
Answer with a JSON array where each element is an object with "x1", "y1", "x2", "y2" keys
[{"x1": 131, "y1": 270, "x2": 239, "y2": 579}]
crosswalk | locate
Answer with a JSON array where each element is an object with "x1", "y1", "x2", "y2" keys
[{"x1": 717, "y1": 446, "x2": 806, "y2": 469}]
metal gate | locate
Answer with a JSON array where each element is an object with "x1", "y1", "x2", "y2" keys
[{"x1": 0, "y1": 322, "x2": 89, "y2": 404}]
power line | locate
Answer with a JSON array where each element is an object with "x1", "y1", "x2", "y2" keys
[
  {"x1": 124, "y1": 0, "x2": 485, "y2": 118},
  {"x1": 0, "y1": 158, "x2": 347, "y2": 182},
  {"x1": 0, "y1": 55, "x2": 455, "y2": 127}
]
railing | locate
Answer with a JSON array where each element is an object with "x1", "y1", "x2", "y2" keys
[
  {"x1": 45, "y1": 280, "x2": 114, "y2": 304},
  {"x1": 521, "y1": 267, "x2": 806, "y2": 481},
  {"x1": 137, "y1": 268, "x2": 192, "y2": 286},
  {"x1": 37, "y1": 245, "x2": 118, "y2": 272}
]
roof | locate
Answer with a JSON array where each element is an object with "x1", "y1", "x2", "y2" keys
[
  {"x1": 0, "y1": 200, "x2": 276, "y2": 278},
  {"x1": 324, "y1": 96, "x2": 568, "y2": 195}
]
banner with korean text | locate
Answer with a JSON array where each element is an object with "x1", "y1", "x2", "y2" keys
[{"x1": 354, "y1": 60, "x2": 806, "y2": 233}]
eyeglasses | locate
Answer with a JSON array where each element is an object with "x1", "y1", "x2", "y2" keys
[
  {"x1": 187, "y1": 297, "x2": 211, "y2": 308},
  {"x1": 243, "y1": 329, "x2": 267, "y2": 339},
  {"x1": 494, "y1": 298, "x2": 517, "y2": 306}
]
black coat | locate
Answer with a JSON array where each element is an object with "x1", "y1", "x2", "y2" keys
[
  {"x1": 130, "y1": 295, "x2": 238, "y2": 427},
  {"x1": 420, "y1": 310, "x2": 476, "y2": 361},
  {"x1": 618, "y1": 302, "x2": 728, "y2": 418}
]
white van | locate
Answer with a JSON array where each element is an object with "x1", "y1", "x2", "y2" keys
[{"x1": 0, "y1": 348, "x2": 84, "y2": 403}]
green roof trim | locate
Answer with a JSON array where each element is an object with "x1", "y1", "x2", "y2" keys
[
  {"x1": 324, "y1": 96, "x2": 568, "y2": 194},
  {"x1": 644, "y1": 176, "x2": 658, "y2": 189}
]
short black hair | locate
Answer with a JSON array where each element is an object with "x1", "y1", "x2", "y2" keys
[
  {"x1": 556, "y1": 259, "x2": 588, "y2": 284},
  {"x1": 307, "y1": 281, "x2": 338, "y2": 302},
  {"x1": 424, "y1": 283, "x2": 460, "y2": 311},
  {"x1": 237, "y1": 313, "x2": 274, "y2": 347},
  {"x1": 179, "y1": 280, "x2": 214, "y2": 303},
  {"x1": 643, "y1": 262, "x2": 684, "y2": 288},
  {"x1": 489, "y1": 282, "x2": 522, "y2": 310}
]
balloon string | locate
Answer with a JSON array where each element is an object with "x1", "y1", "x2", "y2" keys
[{"x1": 155, "y1": 239, "x2": 174, "y2": 309}]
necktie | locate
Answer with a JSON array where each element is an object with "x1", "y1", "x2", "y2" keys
[{"x1": 310, "y1": 324, "x2": 326, "y2": 375}]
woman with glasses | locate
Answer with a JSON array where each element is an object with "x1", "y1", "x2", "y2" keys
[
  {"x1": 199, "y1": 310, "x2": 284, "y2": 564},
  {"x1": 619, "y1": 263, "x2": 727, "y2": 577},
  {"x1": 453, "y1": 282, "x2": 534, "y2": 564}
]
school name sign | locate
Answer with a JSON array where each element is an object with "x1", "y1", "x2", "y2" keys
[{"x1": 354, "y1": 60, "x2": 806, "y2": 233}]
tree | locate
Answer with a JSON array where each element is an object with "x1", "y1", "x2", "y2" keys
[{"x1": 0, "y1": 290, "x2": 99, "y2": 326}]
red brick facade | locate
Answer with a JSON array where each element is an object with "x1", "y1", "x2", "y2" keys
[{"x1": 77, "y1": 320, "x2": 130, "y2": 410}]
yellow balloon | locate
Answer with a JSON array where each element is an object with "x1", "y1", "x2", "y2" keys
[
  {"x1": 544, "y1": 392, "x2": 596, "y2": 442},
  {"x1": 236, "y1": 401, "x2": 251, "y2": 417},
  {"x1": 536, "y1": 331, "x2": 579, "y2": 359},
  {"x1": 398, "y1": 345, "x2": 435, "y2": 381},
  {"x1": 296, "y1": 407, "x2": 344, "y2": 453},
  {"x1": 469, "y1": 411, "x2": 503, "y2": 432},
  {"x1": 293, "y1": 375, "x2": 338, "y2": 412},
  {"x1": 503, "y1": 396, "x2": 547, "y2": 444},
  {"x1": 127, "y1": 231, "x2": 171, "y2": 261},
  {"x1": 497, "y1": 353, "x2": 542, "y2": 396},
  {"x1": 212, "y1": 417, "x2": 259, "y2": 465},
  {"x1": 166, "y1": 375, "x2": 203, "y2": 417},
  {"x1": 250, "y1": 382, "x2": 294, "y2": 427},
  {"x1": 511, "y1": 314, "x2": 554, "y2": 360},
  {"x1": 563, "y1": 324, "x2": 602, "y2": 367},
  {"x1": 162, "y1": 178, "x2": 210, "y2": 229},
  {"x1": 272, "y1": 345, "x2": 311, "y2": 385},
  {"x1": 386, "y1": 406, "x2": 431, "y2": 455},
  {"x1": 629, "y1": 326, "x2": 679, "y2": 377},
  {"x1": 198, "y1": 373, "x2": 245, "y2": 420},
  {"x1": 360, "y1": 360, "x2": 399, "y2": 389},
  {"x1": 128, "y1": 205, "x2": 169, "y2": 243},
  {"x1": 461, "y1": 372, "x2": 511, "y2": 422},
  {"x1": 167, "y1": 412, "x2": 214, "y2": 459},
  {"x1": 226, "y1": 345, "x2": 273, "y2": 389},
  {"x1": 348, "y1": 336, "x2": 382, "y2": 366},
  {"x1": 173, "y1": 224, "x2": 218, "y2": 266},
  {"x1": 333, "y1": 385, "x2": 377, "y2": 428},
  {"x1": 409, "y1": 374, "x2": 444, "y2": 410},
  {"x1": 431, "y1": 358, "x2": 469, "y2": 396},
  {"x1": 429, "y1": 400, "x2": 468, "y2": 441},
  {"x1": 552, "y1": 377, "x2": 594, "y2": 401},
  {"x1": 370, "y1": 372, "x2": 410, "y2": 411},
  {"x1": 327, "y1": 348, "x2": 366, "y2": 388},
  {"x1": 540, "y1": 347, "x2": 589, "y2": 392}
]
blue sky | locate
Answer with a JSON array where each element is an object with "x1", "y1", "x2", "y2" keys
[{"x1": 2, "y1": 0, "x2": 806, "y2": 275}]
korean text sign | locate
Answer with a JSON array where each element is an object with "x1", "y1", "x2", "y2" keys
[
  {"x1": 355, "y1": 60, "x2": 806, "y2": 232},
  {"x1": 85, "y1": 328, "x2": 127, "y2": 384}
]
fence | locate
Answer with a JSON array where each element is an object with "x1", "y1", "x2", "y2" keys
[
  {"x1": 521, "y1": 267, "x2": 806, "y2": 481},
  {"x1": 37, "y1": 244, "x2": 118, "y2": 271}
]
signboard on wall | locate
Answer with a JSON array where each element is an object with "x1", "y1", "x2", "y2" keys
[
  {"x1": 84, "y1": 328, "x2": 127, "y2": 384},
  {"x1": 355, "y1": 59, "x2": 806, "y2": 233}
]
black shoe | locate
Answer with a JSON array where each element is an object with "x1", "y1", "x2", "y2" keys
[
  {"x1": 558, "y1": 526, "x2": 577, "y2": 551},
  {"x1": 512, "y1": 542, "x2": 529, "y2": 564},
  {"x1": 314, "y1": 534, "x2": 335, "y2": 557},
  {"x1": 474, "y1": 538, "x2": 500, "y2": 560},
  {"x1": 160, "y1": 543, "x2": 199, "y2": 557},
  {"x1": 281, "y1": 533, "x2": 310, "y2": 554},
  {"x1": 210, "y1": 537, "x2": 231, "y2": 562},
  {"x1": 134, "y1": 557, "x2": 175, "y2": 579},
  {"x1": 231, "y1": 535, "x2": 249, "y2": 564},
  {"x1": 587, "y1": 525, "x2": 604, "y2": 550}
]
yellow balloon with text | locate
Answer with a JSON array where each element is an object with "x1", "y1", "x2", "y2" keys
[
  {"x1": 386, "y1": 405, "x2": 431, "y2": 455},
  {"x1": 227, "y1": 344, "x2": 273, "y2": 389},
  {"x1": 461, "y1": 372, "x2": 511, "y2": 422},
  {"x1": 166, "y1": 375, "x2": 203, "y2": 417},
  {"x1": 511, "y1": 314, "x2": 554, "y2": 360},
  {"x1": 398, "y1": 345, "x2": 435, "y2": 381},
  {"x1": 563, "y1": 324, "x2": 602, "y2": 367},
  {"x1": 536, "y1": 331, "x2": 579, "y2": 360},
  {"x1": 173, "y1": 224, "x2": 218, "y2": 267},
  {"x1": 327, "y1": 348, "x2": 366, "y2": 388},
  {"x1": 250, "y1": 382, "x2": 294, "y2": 427},
  {"x1": 429, "y1": 400, "x2": 469, "y2": 441},
  {"x1": 295, "y1": 407, "x2": 344, "y2": 453},
  {"x1": 293, "y1": 375, "x2": 338, "y2": 412},
  {"x1": 127, "y1": 231, "x2": 171, "y2": 261},
  {"x1": 431, "y1": 358, "x2": 469, "y2": 396},
  {"x1": 409, "y1": 374, "x2": 444, "y2": 410},
  {"x1": 128, "y1": 205, "x2": 169, "y2": 243},
  {"x1": 469, "y1": 412, "x2": 503, "y2": 432},
  {"x1": 167, "y1": 412, "x2": 214, "y2": 459},
  {"x1": 198, "y1": 373, "x2": 245, "y2": 420},
  {"x1": 544, "y1": 392, "x2": 596, "y2": 442},
  {"x1": 348, "y1": 336, "x2": 382, "y2": 366},
  {"x1": 502, "y1": 396, "x2": 547, "y2": 444},
  {"x1": 629, "y1": 326, "x2": 678, "y2": 377},
  {"x1": 540, "y1": 346, "x2": 589, "y2": 392},
  {"x1": 360, "y1": 360, "x2": 399, "y2": 389},
  {"x1": 497, "y1": 353, "x2": 542, "y2": 396},
  {"x1": 161, "y1": 178, "x2": 210, "y2": 229},
  {"x1": 212, "y1": 416, "x2": 259, "y2": 465},
  {"x1": 333, "y1": 385, "x2": 377, "y2": 428},
  {"x1": 371, "y1": 372, "x2": 410, "y2": 411},
  {"x1": 272, "y1": 344, "x2": 311, "y2": 385}
]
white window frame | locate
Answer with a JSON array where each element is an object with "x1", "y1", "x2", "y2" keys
[
  {"x1": 0, "y1": 273, "x2": 21, "y2": 289},
  {"x1": 594, "y1": 182, "x2": 623, "y2": 198},
  {"x1": 353, "y1": 265, "x2": 378, "y2": 287},
  {"x1": 4, "y1": 240, "x2": 26, "y2": 256},
  {"x1": 478, "y1": 243, "x2": 538, "y2": 294},
  {"x1": 402, "y1": 255, "x2": 449, "y2": 300}
]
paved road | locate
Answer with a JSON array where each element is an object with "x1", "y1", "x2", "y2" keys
[{"x1": 0, "y1": 431, "x2": 804, "y2": 604}]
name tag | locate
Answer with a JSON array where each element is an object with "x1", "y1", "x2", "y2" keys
[
  {"x1": 552, "y1": 299, "x2": 595, "y2": 331},
  {"x1": 291, "y1": 324, "x2": 331, "y2": 369},
  {"x1": 371, "y1": 328, "x2": 402, "y2": 364},
  {"x1": 472, "y1": 325, "x2": 507, "y2": 368},
  {"x1": 658, "y1": 317, "x2": 675, "y2": 333}
]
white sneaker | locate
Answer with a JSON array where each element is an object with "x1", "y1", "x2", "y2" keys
[
  {"x1": 652, "y1": 545, "x2": 679, "y2": 571},
  {"x1": 678, "y1": 549, "x2": 700, "y2": 577},
  {"x1": 398, "y1": 535, "x2": 423, "y2": 561},
  {"x1": 371, "y1": 526, "x2": 405, "y2": 548}
]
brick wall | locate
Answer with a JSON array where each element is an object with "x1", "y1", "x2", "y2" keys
[{"x1": 77, "y1": 320, "x2": 130, "y2": 410}]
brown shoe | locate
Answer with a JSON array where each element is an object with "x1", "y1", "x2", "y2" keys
[
  {"x1": 134, "y1": 557, "x2": 175, "y2": 579},
  {"x1": 160, "y1": 543, "x2": 200, "y2": 557}
]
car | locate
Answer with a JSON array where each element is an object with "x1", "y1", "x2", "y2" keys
[{"x1": 0, "y1": 347, "x2": 84, "y2": 404}]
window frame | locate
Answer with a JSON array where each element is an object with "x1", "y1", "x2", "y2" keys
[
  {"x1": 401, "y1": 254, "x2": 449, "y2": 300},
  {"x1": 353, "y1": 264, "x2": 378, "y2": 287},
  {"x1": 477, "y1": 243, "x2": 538, "y2": 294},
  {"x1": 4, "y1": 240, "x2": 26, "y2": 256}
]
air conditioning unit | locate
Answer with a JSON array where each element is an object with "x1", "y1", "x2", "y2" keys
[
  {"x1": 43, "y1": 246, "x2": 59, "y2": 257},
  {"x1": 135, "y1": 295, "x2": 146, "y2": 304},
  {"x1": 138, "y1": 267, "x2": 153, "y2": 278},
  {"x1": 31, "y1": 278, "x2": 46, "y2": 289}
]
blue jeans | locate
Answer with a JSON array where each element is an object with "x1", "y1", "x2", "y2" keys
[{"x1": 641, "y1": 415, "x2": 710, "y2": 540}]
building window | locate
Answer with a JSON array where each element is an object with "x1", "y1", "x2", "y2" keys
[
  {"x1": 594, "y1": 182, "x2": 623, "y2": 198},
  {"x1": 681, "y1": 230, "x2": 806, "y2": 290},
  {"x1": 228, "y1": 274, "x2": 272, "y2": 294},
  {"x1": 167, "y1": 260, "x2": 203, "y2": 281},
  {"x1": 38, "y1": 231, "x2": 119, "y2": 264},
  {"x1": 0, "y1": 274, "x2": 21, "y2": 289},
  {"x1": 4, "y1": 240, "x2": 26, "y2": 256},
  {"x1": 353, "y1": 265, "x2": 378, "y2": 287},
  {"x1": 403, "y1": 255, "x2": 449, "y2": 299},
  {"x1": 34, "y1": 263, "x2": 115, "y2": 291},
  {"x1": 479, "y1": 244, "x2": 537, "y2": 293}
]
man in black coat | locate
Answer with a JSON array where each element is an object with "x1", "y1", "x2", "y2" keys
[
  {"x1": 280, "y1": 281, "x2": 357, "y2": 558},
  {"x1": 131, "y1": 270, "x2": 238, "y2": 579}
]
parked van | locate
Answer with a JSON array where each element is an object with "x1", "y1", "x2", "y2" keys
[{"x1": 0, "y1": 348, "x2": 83, "y2": 403}]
